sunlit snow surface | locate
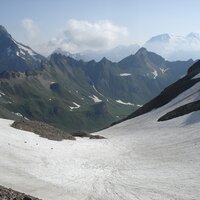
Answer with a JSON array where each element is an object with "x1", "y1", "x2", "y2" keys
[
  {"x1": 192, "y1": 73, "x2": 200, "y2": 79},
  {"x1": 0, "y1": 82, "x2": 200, "y2": 199}
]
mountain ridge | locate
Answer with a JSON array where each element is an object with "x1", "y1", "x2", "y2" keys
[
  {"x1": 0, "y1": 26, "x2": 195, "y2": 132},
  {"x1": 0, "y1": 25, "x2": 45, "y2": 73}
]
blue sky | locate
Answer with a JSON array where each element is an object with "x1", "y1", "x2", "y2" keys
[{"x1": 1, "y1": 0, "x2": 200, "y2": 54}]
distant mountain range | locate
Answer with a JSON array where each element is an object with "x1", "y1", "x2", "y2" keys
[
  {"x1": 144, "y1": 32, "x2": 200, "y2": 61},
  {"x1": 0, "y1": 25, "x2": 195, "y2": 132},
  {"x1": 53, "y1": 44, "x2": 140, "y2": 62},
  {"x1": 54, "y1": 32, "x2": 200, "y2": 62}
]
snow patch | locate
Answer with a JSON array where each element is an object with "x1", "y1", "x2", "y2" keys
[
  {"x1": 12, "y1": 112, "x2": 29, "y2": 120},
  {"x1": 151, "y1": 70, "x2": 158, "y2": 79},
  {"x1": 12, "y1": 38, "x2": 39, "y2": 60},
  {"x1": 192, "y1": 73, "x2": 200, "y2": 79},
  {"x1": 20, "y1": 49, "x2": 26, "y2": 55},
  {"x1": 69, "y1": 102, "x2": 80, "y2": 111},
  {"x1": 119, "y1": 73, "x2": 132, "y2": 77},
  {"x1": 14, "y1": 113, "x2": 23, "y2": 117},
  {"x1": 16, "y1": 43, "x2": 36, "y2": 56},
  {"x1": 116, "y1": 100, "x2": 134, "y2": 106},
  {"x1": 16, "y1": 51, "x2": 20, "y2": 56},
  {"x1": 159, "y1": 68, "x2": 169, "y2": 74},
  {"x1": 89, "y1": 95, "x2": 102, "y2": 103},
  {"x1": 92, "y1": 85, "x2": 104, "y2": 97},
  {"x1": 0, "y1": 91, "x2": 5, "y2": 97}
]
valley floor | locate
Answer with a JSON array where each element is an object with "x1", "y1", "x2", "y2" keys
[{"x1": 0, "y1": 109, "x2": 200, "y2": 200}]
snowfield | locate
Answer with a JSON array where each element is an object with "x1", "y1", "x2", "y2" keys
[{"x1": 0, "y1": 84, "x2": 200, "y2": 199}]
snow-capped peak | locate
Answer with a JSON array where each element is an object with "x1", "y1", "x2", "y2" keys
[
  {"x1": 12, "y1": 38, "x2": 40, "y2": 60},
  {"x1": 146, "y1": 34, "x2": 171, "y2": 43},
  {"x1": 144, "y1": 32, "x2": 200, "y2": 60},
  {"x1": 186, "y1": 32, "x2": 200, "y2": 40}
]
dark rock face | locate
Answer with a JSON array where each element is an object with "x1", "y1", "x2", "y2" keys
[
  {"x1": 72, "y1": 131, "x2": 90, "y2": 137},
  {"x1": 50, "y1": 82, "x2": 60, "y2": 92},
  {"x1": 93, "y1": 102, "x2": 109, "y2": 115},
  {"x1": 158, "y1": 100, "x2": 200, "y2": 121},
  {"x1": 89, "y1": 135, "x2": 106, "y2": 139},
  {"x1": 0, "y1": 71, "x2": 21, "y2": 79},
  {"x1": 0, "y1": 185, "x2": 42, "y2": 200}
]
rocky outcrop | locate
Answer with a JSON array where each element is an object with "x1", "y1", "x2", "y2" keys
[
  {"x1": 0, "y1": 185, "x2": 41, "y2": 200},
  {"x1": 89, "y1": 135, "x2": 106, "y2": 139},
  {"x1": 12, "y1": 120, "x2": 75, "y2": 141}
]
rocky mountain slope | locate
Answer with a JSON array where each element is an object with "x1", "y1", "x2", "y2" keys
[
  {"x1": 124, "y1": 59, "x2": 200, "y2": 122},
  {"x1": 0, "y1": 185, "x2": 41, "y2": 200},
  {"x1": 0, "y1": 25, "x2": 195, "y2": 132},
  {"x1": 0, "y1": 25, "x2": 45, "y2": 72},
  {"x1": 0, "y1": 62, "x2": 200, "y2": 199}
]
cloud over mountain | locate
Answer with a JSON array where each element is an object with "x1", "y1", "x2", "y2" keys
[
  {"x1": 21, "y1": 18, "x2": 39, "y2": 38},
  {"x1": 48, "y1": 19, "x2": 129, "y2": 53}
]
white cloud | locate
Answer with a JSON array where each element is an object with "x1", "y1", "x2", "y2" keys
[
  {"x1": 21, "y1": 18, "x2": 39, "y2": 38},
  {"x1": 48, "y1": 19, "x2": 129, "y2": 53}
]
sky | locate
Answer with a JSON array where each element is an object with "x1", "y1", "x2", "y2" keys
[{"x1": 1, "y1": 0, "x2": 200, "y2": 55}]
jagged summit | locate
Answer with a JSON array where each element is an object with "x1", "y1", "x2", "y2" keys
[
  {"x1": 136, "y1": 47, "x2": 147, "y2": 52},
  {"x1": 0, "y1": 25, "x2": 45, "y2": 72},
  {"x1": 99, "y1": 57, "x2": 112, "y2": 63},
  {"x1": 135, "y1": 47, "x2": 148, "y2": 56},
  {"x1": 0, "y1": 25, "x2": 9, "y2": 34}
]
